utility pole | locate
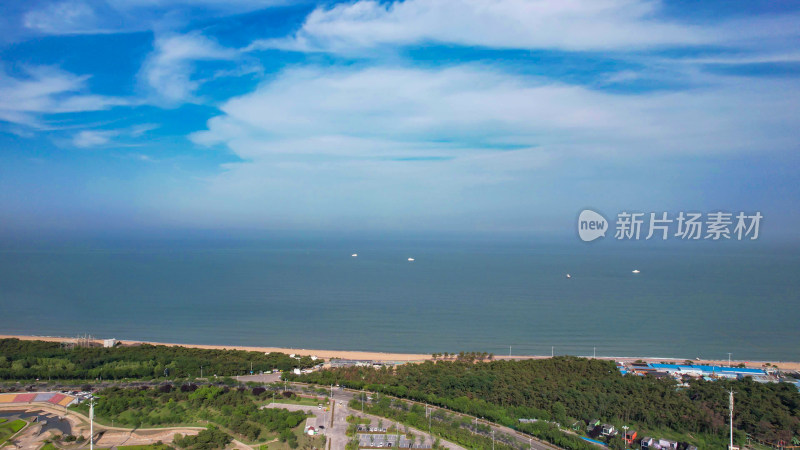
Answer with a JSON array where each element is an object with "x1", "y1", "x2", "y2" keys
[
  {"x1": 200, "y1": 366, "x2": 203, "y2": 379},
  {"x1": 729, "y1": 390, "x2": 735, "y2": 450},
  {"x1": 551, "y1": 346, "x2": 554, "y2": 357},
  {"x1": 492, "y1": 429, "x2": 495, "y2": 450},
  {"x1": 509, "y1": 345, "x2": 512, "y2": 357},
  {"x1": 89, "y1": 398, "x2": 94, "y2": 450},
  {"x1": 593, "y1": 347, "x2": 596, "y2": 358},
  {"x1": 728, "y1": 353, "x2": 732, "y2": 367}
]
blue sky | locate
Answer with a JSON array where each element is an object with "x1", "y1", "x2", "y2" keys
[{"x1": 0, "y1": 0, "x2": 799, "y2": 239}]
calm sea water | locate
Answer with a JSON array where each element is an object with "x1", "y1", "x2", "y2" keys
[{"x1": 0, "y1": 237, "x2": 798, "y2": 361}]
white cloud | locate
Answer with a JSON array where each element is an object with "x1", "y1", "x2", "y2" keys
[
  {"x1": 70, "y1": 123, "x2": 159, "y2": 148},
  {"x1": 251, "y1": 0, "x2": 708, "y2": 54},
  {"x1": 194, "y1": 65, "x2": 798, "y2": 159},
  {"x1": 72, "y1": 129, "x2": 115, "y2": 148},
  {"x1": 21, "y1": 0, "x2": 290, "y2": 36},
  {"x1": 182, "y1": 64, "x2": 799, "y2": 227},
  {"x1": 140, "y1": 32, "x2": 238, "y2": 105},
  {"x1": 23, "y1": 1, "x2": 104, "y2": 35},
  {"x1": 0, "y1": 66, "x2": 130, "y2": 128}
]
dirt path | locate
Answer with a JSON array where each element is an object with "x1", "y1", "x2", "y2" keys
[{"x1": 0, "y1": 403, "x2": 204, "y2": 448}]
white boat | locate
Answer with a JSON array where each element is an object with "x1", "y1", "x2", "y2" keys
[
  {"x1": 566, "y1": 274, "x2": 571, "y2": 279},
  {"x1": 408, "y1": 257, "x2": 415, "y2": 262},
  {"x1": 351, "y1": 253, "x2": 358, "y2": 257},
  {"x1": 632, "y1": 269, "x2": 640, "y2": 274}
]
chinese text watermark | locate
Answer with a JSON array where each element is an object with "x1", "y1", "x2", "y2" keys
[{"x1": 578, "y1": 210, "x2": 762, "y2": 242}]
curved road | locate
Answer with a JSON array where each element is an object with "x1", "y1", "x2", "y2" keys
[{"x1": 287, "y1": 382, "x2": 563, "y2": 450}]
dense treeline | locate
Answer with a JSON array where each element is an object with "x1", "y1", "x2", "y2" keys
[
  {"x1": 290, "y1": 356, "x2": 800, "y2": 446},
  {"x1": 75, "y1": 385, "x2": 306, "y2": 445},
  {"x1": 0, "y1": 338, "x2": 319, "y2": 380},
  {"x1": 173, "y1": 426, "x2": 232, "y2": 449}
]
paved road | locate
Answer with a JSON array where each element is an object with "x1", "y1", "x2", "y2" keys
[
  {"x1": 234, "y1": 373, "x2": 283, "y2": 384},
  {"x1": 291, "y1": 383, "x2": 563, "y2": 450},
  {"x1": 265, "y1": 389, "x2": 465, "y2": 449},
  {"x1": 328, "y1": 389, "x2": 464, "y2": 450}
]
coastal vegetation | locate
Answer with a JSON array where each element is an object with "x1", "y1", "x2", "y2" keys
[
  {"x1": 72, "y1": 385, "x2": 310, "y2": 446},
  {"x1": 0, "y1": 338, "x2": 319, "y2": 380},
  {"x1": 289, "y1": 356, "x2": 800, "y2": 448},
  {"x1": 173, "y1": 426, "x2": 232, "y2": 449}
]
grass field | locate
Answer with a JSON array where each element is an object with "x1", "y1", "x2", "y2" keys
[
  {"x1": 269, "y1": 396, "x2": 327, "y2": 407},
  {"x1": 0, "y1": 418, "x2": 27, "y2": 443},
  {"x1": 258, "y1": 425, "x2": 325, "y2": 449},
  {"x1": 72, "y1": 386, "x2": 312, "y2": 447},
  {"x1": 118, "y1": 445, "x2": 173, "y2": 449}
]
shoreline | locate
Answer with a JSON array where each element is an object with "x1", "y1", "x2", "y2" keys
[{"x1": 2, "y1": 334, "x2": 799, "y2": 370}]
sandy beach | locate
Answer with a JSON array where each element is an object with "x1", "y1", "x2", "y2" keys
[{"x1": 2, "y1": 334, "x2": 798, "y2": 370}]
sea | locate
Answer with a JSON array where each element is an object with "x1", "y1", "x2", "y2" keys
[{"x1": 0, "y1": 235, "x2": 798, "y2": 362}]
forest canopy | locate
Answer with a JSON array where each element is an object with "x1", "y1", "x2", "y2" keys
[
  {"x1": 290, "y1": 356, "x2": 800, "y2": 446},
  {"x1": 0, "y1": 338, "x2": 320, "y2": 380}
]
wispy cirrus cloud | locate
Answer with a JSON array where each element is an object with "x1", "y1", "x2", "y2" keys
[
  {"x1": 139, "y1": 32, "x2": 239, "y2": 105},
  {"x1": 20, "y1": 0, "x2": 291, "y2": 37},
  {"x1": 250, "y1": 0, "x2": 709, "y2": 54},
  {"x1": 70, "y1": 123, "x2": 158, "y2": 148},
  {"x1": 0, "y1": 65, "x2": 130, "y2": 128},
  {"x1": 248, "y1": 0, "x2": 800, "y2": 75},
  {"x1": 72, "y1": 129, "x2": 115, "y2": 148},
  {"x1": 23, "y1": 0, "x2": 105, "y2": 35}
]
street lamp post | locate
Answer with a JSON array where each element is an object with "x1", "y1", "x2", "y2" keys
[
  {"x1": 89, "y1": 398, "x2": 94, "y2": 450},
  {"x1": 492, "y1": 429, "x2": 495, "y2": 450},
  {"x1": 622, "y1": 425, "x2": 629, "y2": 449}
]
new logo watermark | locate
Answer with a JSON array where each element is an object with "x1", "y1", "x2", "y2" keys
[
  {"x1": 577, "y1": 209, "x2": 762, "y2": 242},
  {"x1": 578, "y1": 209, "x2": 608, "y2": 242}
]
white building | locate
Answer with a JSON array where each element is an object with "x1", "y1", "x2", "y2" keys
[{"x1": 103, "y1": 339, "x2": 117, "y2": 348}]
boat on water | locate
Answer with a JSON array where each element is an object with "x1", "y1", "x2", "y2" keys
[
  {"x1": 566, "y1": 273, "x2": 571, "y2": 279},
  {"x1": 632, "y1": 269, "x2": 640, "y2": 274},
  {"x1": 408, "y1": 257, "x2": 415, "y2": 262},
  {"x1": 351, "y1": 253, "x2": 358, "y2": 257}
]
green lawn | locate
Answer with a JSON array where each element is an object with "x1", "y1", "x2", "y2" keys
[
  {"x1": 269, "y1": 396, "x2": 327, "y2": 407},
  {"x1": 118, "y1": 445, "x2": 173, "y2": 449},
  {"x1": 40, "y1": 444, "x2": 57, "y2": 450},
  {"x1": 74, "y1": 386, "x2": 311, "y2": 446},
  {"x1": 259, "y1": 425, "x2": 325, "y2": 449},
  {"x1": 0, "y1": 418, "x2": 27, "y2": 443}
]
